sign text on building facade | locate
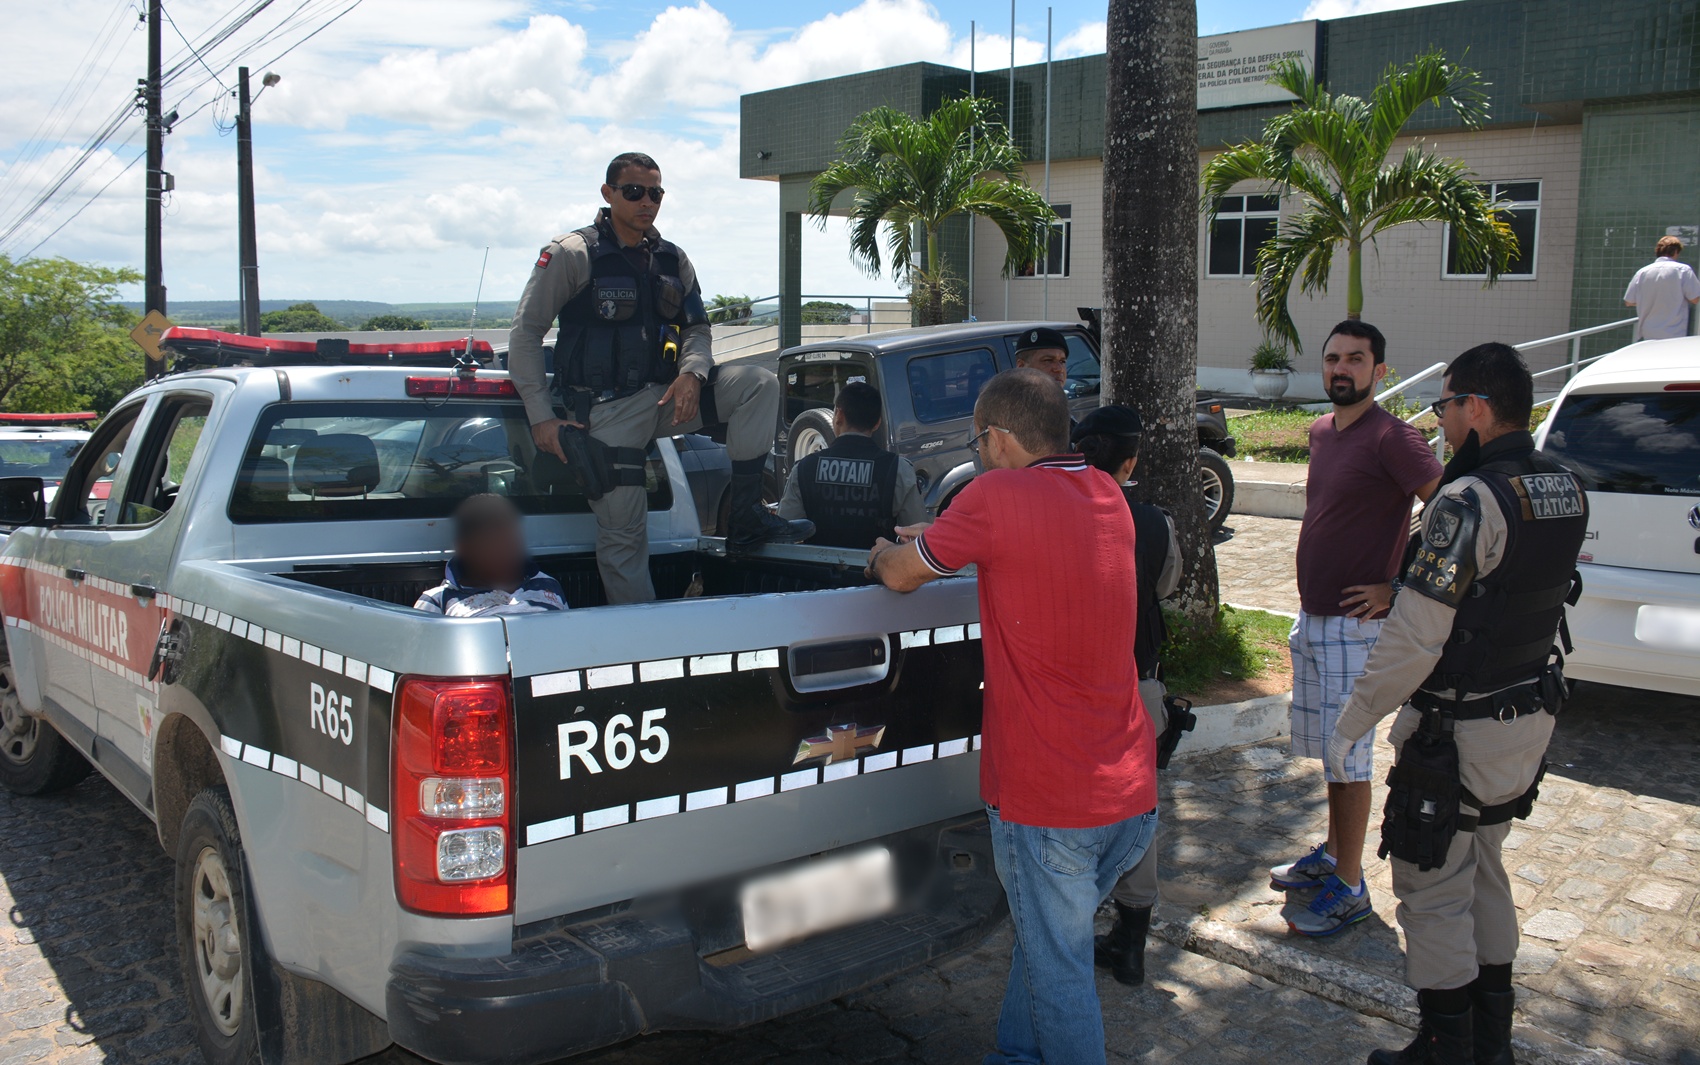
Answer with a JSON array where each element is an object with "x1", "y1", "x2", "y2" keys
[{"x1": 1197, "y1": 21, "x2": 1319, "y2": 111}]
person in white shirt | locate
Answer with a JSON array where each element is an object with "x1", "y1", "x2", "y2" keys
[
  {"x1": 414, "y1": 494, "x2": 567, "y2": 617},
  {"x1": 1623, "y1": 236, "x2": 1700, "y2": 340}
]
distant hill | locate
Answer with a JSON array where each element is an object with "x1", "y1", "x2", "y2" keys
[{"x1": 122, "y1": 300, "x2": 520, "y2": 328}]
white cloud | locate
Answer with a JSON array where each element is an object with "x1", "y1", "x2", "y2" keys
[{"x1": 1301, "y1": 0, "x2": 1459, "y2": 18}]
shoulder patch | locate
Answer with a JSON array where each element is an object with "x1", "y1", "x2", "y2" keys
[
  {"x1": 1405, "y1": 489, "x2": 1480, "y2": 608},
  {"x1": 1510, "y1": 471, "x2": 1585, "y2": 521},
  {"x1": 535, "y1": 250, "x2": 553, "y2": 269}
]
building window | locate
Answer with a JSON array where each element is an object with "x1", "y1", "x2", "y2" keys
[
  {"x1": 1444, "y1": 181, "x2": 1539, "y2": 280},
  {"x1": 1206, "y1": 194, "x2": 1280, "y2": 277},
  {"x1": 1020, "y1": 205, "x2": 1070, "y2": 278}
]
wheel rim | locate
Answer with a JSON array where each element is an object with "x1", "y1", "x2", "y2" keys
[
  {"x1": 1199, "y1": 466, "x2": 1224, "y2": 521},
  {"x1": 191, "y1": 844, "x2": 245, "y2": 1037},
  {"x1": 0, "y1": 667, "x2": 40, "y2": 766},
  {"x1": 793, "y1": 427, "x2": 827, "y2": 460}
]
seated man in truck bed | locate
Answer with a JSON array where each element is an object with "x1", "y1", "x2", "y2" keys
[{"x1": 414, "y1": 494, "x2": 567, "y2": 617}]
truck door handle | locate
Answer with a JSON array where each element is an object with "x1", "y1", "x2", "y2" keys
[
  {"x1": 64, "y1": 567, "x2": 85, "y2": 583},
  {"x1": 131, "y1": 584, "x2": 156, "y2": 601},
  {"x1": 786, "y1": 635, "x2": 891, "y2": 694}
]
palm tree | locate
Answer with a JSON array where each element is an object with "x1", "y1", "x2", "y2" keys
[
  {"x1": 707, "y1": 293, "x2": 753, "y2": 325},
  {"x1": 1201, "y1": 50, "x2": 1519, "y2": 352},
  {"x1": 1104, "y1": 0, "x2": 1220, "y2": 626},
  {"x1": 807, "y1": 97, "x2": 1054, "y2": 325}
]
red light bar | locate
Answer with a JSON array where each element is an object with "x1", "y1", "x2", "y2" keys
[
  {"x1": 161, "y1": 327, "x2": 495, "y2": 360},
  {"x1": 0, "y1": 411, "x2": 98, "y2": 424},
  {"x1": 405, "y1": 377, "x2": 519, "y2": 398},
  {"x1": 1665, "y1": 383, "x2": 1700, "y2": 392}
]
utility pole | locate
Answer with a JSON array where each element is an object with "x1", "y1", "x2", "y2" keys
[
  {"x1": 143, "y1": 0, "x2": 165, "y2": 378},
  {"x1": 236, "y1": 67, "x2": 261, "y2": 336}
]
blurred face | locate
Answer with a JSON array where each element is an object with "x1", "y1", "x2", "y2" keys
[
  {"x1": 1017, "y1": 348, "x2": 1069, "y2": 388},
  {"x1": 601, "y1": 165, "x2": 663, "y2": 237},
  {"x1": 1321, "y1": 331, "x2": 1386, "y2": 407},
  {"x1": 458, "y1": 520, "x2": 527, "y2": 589}
]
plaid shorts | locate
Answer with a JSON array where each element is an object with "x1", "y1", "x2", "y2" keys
[{"x1": 1289, "y1": 610, "x2": 1382, "y2": 783}]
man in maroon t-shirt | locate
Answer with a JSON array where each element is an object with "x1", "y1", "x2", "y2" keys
[
  {"x1": 867, "y1": 368, "x2": 1157, "y2": 1065},
  {"x1": 1273, "y1": 320, "x2": 1442, "y2": 938}
]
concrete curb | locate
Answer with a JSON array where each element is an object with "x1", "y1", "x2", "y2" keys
[
  {"x1": 1170, "y1": 691, "x2": 1290, "y2": 757},
  {"x1": 1233, "y1": 477, "x2": 1308, "y2": 519}
]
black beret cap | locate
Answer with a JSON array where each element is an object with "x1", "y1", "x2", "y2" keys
[
  {"x1": 1013, "y1": 326, "x2": 1070, "y2": 354},
  {"x1": 1071, "y1": 404, "x2": 1144, "y2": 447}
]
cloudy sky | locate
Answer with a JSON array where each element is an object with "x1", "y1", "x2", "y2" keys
[{"x1": 0, "y1": 0, "x2": 1452, "y2": 310}]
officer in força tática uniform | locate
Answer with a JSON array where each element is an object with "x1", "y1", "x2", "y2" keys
[
  {"x1": 509, "y1": 151, "x2": 812, "y2": 604},
  {"x1": 777, "y1": 381, "x2": 927, "y2": 550},
  {"x1": 1013, "y1": 326, "x2": 1070, "y2": 390},
  {"x1": 1324, "y1": 343, "x2": 1589, "y2": 1065}
]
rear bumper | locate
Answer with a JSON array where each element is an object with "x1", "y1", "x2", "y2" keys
[
  {"x1": 385, "y1": 814, "x2": 1004, "y2": 1065},
  {"x1": 1566, "y1": 562, "x2": 1700, "y2": 697}
]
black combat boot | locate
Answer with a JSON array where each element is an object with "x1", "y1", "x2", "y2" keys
[
  {"x1": 1368, "y1": 1004, "x2": 1472, "y2": 1065},
  {"x1": 1469, "y1": 984, "x2": 1515, "y2": 1065},
  {"x1": 726, "y1": 474, "x2": 812, "y2": 551},
  {"x1": 1093, "y1": 902, "x2": 1151, "y2": 986}
]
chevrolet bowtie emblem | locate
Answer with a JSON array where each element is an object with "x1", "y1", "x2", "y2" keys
[{"x1": 793, "y1": 723, "x2": 886, "y2": 765}]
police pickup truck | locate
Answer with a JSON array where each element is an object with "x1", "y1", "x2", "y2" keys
[{"x1": 0, "y1": 330, "x2": 998, "y2": 1065}]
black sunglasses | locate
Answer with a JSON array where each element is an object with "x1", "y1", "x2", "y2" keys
[
  {"x1": 616, "y1": 183, "x2": 665, "y2": 204},
  {"x1": 1429, "y1": 392, "x2": 1489, "y2": 417}
]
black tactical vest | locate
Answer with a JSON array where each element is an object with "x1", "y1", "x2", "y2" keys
[
  {"x1": 794, "y1": 435, "x2": 900, "y2": 549},
  {"x1": 1420, "y1": 433, "x2": 1588, "y2": 697},
  {"x1": 1124, "y1": 490, "x2": 1171, "y2": 680},
  {"x1": 555, "y1": 218, "x2": 694, "y2": 398}
]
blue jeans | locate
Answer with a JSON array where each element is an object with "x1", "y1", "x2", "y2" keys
[{"x1": 983, "y1": 805, "x2": 1159, "y2": 1065}]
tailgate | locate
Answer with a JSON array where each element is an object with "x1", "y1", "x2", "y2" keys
[{"x1": 504, "y1": 580, "x2": 985, "y2": 924}]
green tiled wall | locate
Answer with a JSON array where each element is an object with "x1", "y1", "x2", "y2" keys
[{"x1": 1571, "y1": 97, "x2": 1700, "y2": 353}]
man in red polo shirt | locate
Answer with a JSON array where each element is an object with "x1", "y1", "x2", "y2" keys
[{"x1": 867, "y1": 368, "x2": 1157, "y2": 1065}]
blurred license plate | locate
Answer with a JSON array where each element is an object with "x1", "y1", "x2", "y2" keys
[
  {"x1": 740, "y1": 847, "x2": 896, "y2": 954},
  {"x1": 1635, "y1": 604, "x2": 1700, "y2": 651}
]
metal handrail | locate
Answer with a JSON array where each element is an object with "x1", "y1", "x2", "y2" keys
[{"x1": 1374, "y1": 361, "x2": 1447, "y2": 405}]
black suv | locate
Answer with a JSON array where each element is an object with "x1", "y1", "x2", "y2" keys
[{"x1": 771, "y1": 320, "x2": 1236, "y2": 530}]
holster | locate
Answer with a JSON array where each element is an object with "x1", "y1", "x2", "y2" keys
[
  {"x1": 538, "y1": 390, "x2": 648, "y2": 502},
  {"x1": 1378, "y1": 708, "x2": 1465, "y2": 872},
  {"x1": 1155, "y1": 693, "x2": 1196, "y2": 772}
]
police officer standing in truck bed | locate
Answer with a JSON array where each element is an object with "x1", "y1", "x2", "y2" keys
[
  {"x1": 778, "y1": 382, "x2": 926, "y2": 549},
  {"x1": 1324, "y1": 343, "x2": 1588, "y2": 1065},
  {"x1": 509, "y1": 151, "x2": 812, "y2": 604}
]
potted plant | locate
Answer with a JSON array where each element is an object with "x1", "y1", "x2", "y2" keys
[{"x1": 1249, "y1": 339, "x2": 1293, "y2": 400}]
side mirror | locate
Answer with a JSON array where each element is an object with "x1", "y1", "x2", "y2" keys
[{"x1": 0, "y1": 477, "x2": 48, "y2": 527}]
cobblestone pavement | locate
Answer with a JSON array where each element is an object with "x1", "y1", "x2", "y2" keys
[
  {"x1": 1212, "y1": 515, "x2": 1301, "y2": 616},
  {"x1": 1161, "y1": 682, "x2": 1700, "y2": 1065}
]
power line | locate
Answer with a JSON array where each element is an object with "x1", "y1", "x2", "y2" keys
[
  {"x1": 161, "y1": 0, "x2": 231, "y2": 93},
  {"x1": 17, "y1": 149, "x2": 147, "y2": 260}
]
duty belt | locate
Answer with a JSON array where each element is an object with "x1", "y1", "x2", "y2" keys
[{"x1": 1412, "y1": 683, "x2": 1547, "y2": 723}]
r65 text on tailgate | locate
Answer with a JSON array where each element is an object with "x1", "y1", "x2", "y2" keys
[{"x1": 559, "y1": 709, "x2": 669, "y2": 778}]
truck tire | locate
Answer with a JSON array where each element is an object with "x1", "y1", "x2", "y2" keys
[
  {"x1": 788, "y1": 408, "x2": 835, "y2": 467},
  {"x1": 1198, "y1": 447, "x2": 1234, "y2": 533},
  {"x1": 177, "y1": 786, "x2": 264, "y2": 1065},
  {"x1": 0, "y1": 665, "x2": 93, "y2": 796}
]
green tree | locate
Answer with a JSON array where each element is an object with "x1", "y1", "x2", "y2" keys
[
  {"x1": 801, "y1": 301, "x2": 855, "y2": 325},
  {"x1": 807, "y1": 96, "x2": 1054, "y2": 325},
  {"x1": 261, "y1": 302, "x2": 342, "y2": 332},
  {"x1": 0, "y1": 255, "x2": 143, "y2": 414},
  {"x1": 1200, "y1": 50, "x2": 1518, "y2": 351},
  {"x1": 707, "y1": 294, "x2": 753, "y2": 324},
  {"x1": 362, "y1": 314, "x2": 427, "y2": 331}
]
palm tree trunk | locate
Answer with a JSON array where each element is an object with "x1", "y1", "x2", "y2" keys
[
  {"x1": 1346, "y1": 238, "x2": 1363, "y2": 319},
  {"x1": 1104, "y1": 0, "x2": 1219, "y2": 627},
  {"x1": 926, "y1": 227, "x2": 943, "y2": 326}
]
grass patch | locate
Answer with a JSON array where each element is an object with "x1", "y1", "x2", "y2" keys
[
  {"x1": 1161, "y1": 605, "x2": 1292, "y2": 695},
  {"x1": 1227, "y1": 408, "x2": 1314, "y2": 463}
]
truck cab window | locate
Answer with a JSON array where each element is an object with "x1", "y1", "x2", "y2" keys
[
  {"x1": 53, "y1": 405, "x2": 142, "y2": 526},
  {"x1": 121, "y1": 399, "x2": 212, "y2": 525}
]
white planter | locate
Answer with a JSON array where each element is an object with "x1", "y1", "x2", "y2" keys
[{"x1": 1250, "y1": 369, "x2": 1291, "y2": 400}]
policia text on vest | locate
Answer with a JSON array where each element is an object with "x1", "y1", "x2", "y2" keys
[{"x1": 780, "y1": 433, "x2": 927, "y2": 550}]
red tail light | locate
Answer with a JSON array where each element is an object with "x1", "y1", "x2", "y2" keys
[
  {"x1": 1665, "y1": 383, "x2": 1700, "y2": 392},
  {"x1": 405, "y1": 376, "x2": 518, "y2": 398},
  {"x1": 393, "y1": 676, "x2": 514, "y2": 916}
]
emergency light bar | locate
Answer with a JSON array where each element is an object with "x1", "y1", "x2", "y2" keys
[
  {"x1": 161, "y1": 328, "x2": 495, "y2": 372},
  {"x1": 0, "y1": 412, "x2": 98, "y2": 425}
]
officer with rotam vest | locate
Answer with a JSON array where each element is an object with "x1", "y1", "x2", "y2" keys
[
  {"x1": 509, "y1": 152, "x2": 812, "y2": 604},
  {"x1": 778, "y1": 381, "x2": 926, "y2": 549},
  {"x1": 1324, "y1": 343, "x2": 1589, "y2": 1065}
]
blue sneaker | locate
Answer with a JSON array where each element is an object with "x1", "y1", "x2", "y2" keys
[
  {"x1": 1285, "y1": 875, "x2": 1372, "y2": 937},
  {"x1": 1269, "y1": 842, "x2": 1336, "y2": 891}
]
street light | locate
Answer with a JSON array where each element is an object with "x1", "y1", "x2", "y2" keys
[{"x1": 236, "y1": 68, "x2": 279, "y2": 336}]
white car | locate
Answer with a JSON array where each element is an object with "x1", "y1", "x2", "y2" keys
[
  {"x1": 0, "y1": 417, "x2": 94, "y2": 506},
  {"x1": 1535, "y1": 337, "x2": 1700, "y2": 696}
]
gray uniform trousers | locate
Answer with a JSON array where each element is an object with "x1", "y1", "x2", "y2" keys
[
  {"x1": 585, "y1": 363, "x2": 780, "y2": 605},
  {"x1": 1111, "y1": 678, "x2": 1169, "y2": 909},
  {"x1": 1385, "y1": 703, "x2": 1554, "y2": 990}
]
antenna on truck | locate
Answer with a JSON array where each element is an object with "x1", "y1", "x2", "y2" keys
[{"x1": 458, "y1": 246, "x2": 491, "y2": 378}]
